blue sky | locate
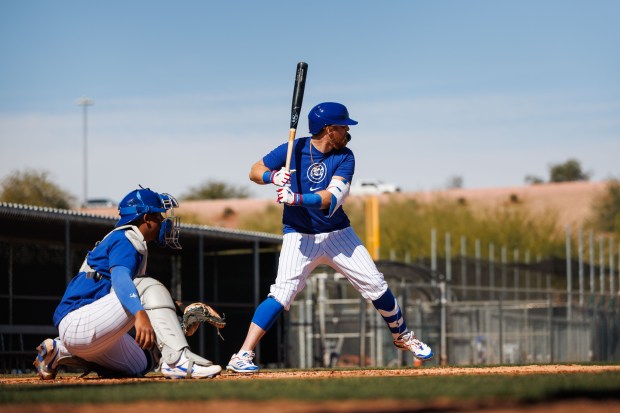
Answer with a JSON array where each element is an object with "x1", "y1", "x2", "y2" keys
[{"x1": 1, "y1": 0, "x2": 618, "y2": 203}]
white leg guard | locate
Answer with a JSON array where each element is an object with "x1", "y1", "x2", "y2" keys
[{"x1": 133, "y1": 277, "x2": 213, "y2": 368}]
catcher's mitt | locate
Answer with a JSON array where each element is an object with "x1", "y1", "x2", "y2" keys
[{"x1": 182, "y1": 302, "x2": 226, "y2": 340}]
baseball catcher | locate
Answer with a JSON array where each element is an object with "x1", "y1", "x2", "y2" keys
[{"x1": 33, "y1": 187, "x2": 223, "y2": 380}]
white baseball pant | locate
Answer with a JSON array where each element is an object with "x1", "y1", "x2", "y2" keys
[
  {"x1": 57, "y1": 291, "x2": 147, "y2": 376},
  {"x1": 270, "y1": 226, "x2": 388, "y2": 309}
]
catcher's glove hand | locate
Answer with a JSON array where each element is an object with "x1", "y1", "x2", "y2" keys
[{"x1": 182, "y1": 302, "x2": 226, "y2": 340}]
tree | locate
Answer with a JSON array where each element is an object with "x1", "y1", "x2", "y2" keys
[
  {"x1": 592, "y1": 178, "x2": 620, "y2": 236},
  {"x1": 181, "y1": 180, "x2": 251, "y2": 200},
  {"x1": 549, "y1": 159, "x2": 591, "y2": 183},
  {"x1": 445, "y1": 175, "x2": 464, "y2": 189},
  {"x1": 0, "y1": 169, "x2": 76, "y2": 209},
  {"x1": 524, "y1": 175, "x2": 545, "y2": 185}
]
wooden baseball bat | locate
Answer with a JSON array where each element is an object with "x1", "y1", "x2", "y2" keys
[{"x1": 285, "y1": 62, "x2": 308, "y2": 171}]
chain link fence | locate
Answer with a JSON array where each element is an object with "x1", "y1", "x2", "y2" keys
[{"x1": 286, "y1": 268, "x2": 620, "y2": 368}]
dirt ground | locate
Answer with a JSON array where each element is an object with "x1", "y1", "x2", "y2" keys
[{"x1": 3, "y1": 365, "x2": 620, "y2": 413}]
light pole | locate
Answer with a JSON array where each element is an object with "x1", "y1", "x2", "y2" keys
[{"x1": 77, "y1": 97, "x2": 94, "y2": 206}]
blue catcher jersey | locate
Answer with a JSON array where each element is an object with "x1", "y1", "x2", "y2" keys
[
  {"x1": 263, "y1": 137, "x2": 354, "y2": 234},
  {"x1": 53, "y1": 230, "x2": 143, "y2": 326}
]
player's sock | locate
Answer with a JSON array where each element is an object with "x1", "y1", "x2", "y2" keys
[
  {"x1": 251, "y1": 296, "x2": 284, "y2": 331},
  {"x1": 372, "y1": 288, "x2": 407, "y2": 339}
]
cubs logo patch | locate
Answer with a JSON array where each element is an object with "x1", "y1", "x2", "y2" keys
[{"x1": 307, "y1": 162, "x2": 327, "y2": 184}]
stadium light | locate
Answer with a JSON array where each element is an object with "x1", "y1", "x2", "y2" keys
[{"x1": 76, "y1": 97, "x2": 94, "y2": 206}]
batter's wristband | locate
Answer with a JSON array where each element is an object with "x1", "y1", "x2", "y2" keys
[
  {"x1": 298, "y1": 193, "x2": 322, "y2": 209},
  {"x1": 263, "y1": 170, "x2": 276, "y2": 184}
]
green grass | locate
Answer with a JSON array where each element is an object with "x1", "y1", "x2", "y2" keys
[{"x1": 2, "y1": 370, "x2": 620, "y2": 404}]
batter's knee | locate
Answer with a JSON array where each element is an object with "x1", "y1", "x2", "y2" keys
[
  {"x1": 360, "y1": 278, "x2": 389, "y2": 302},
  {"x1": 269, "y1": 281, "x2": 304, "y2": 310}
]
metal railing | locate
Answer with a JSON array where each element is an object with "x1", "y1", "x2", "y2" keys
[{"x1": 287, "y1": 270, "x2": 620, "y2": 368}]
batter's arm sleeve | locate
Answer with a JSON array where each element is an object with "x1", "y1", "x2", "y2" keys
[
  {"x1": 307, "y1": 176, "x2": 347, "y2": 210},
  {"x1": 111, "y1": 266, "x2": 145, "y2": 315}
]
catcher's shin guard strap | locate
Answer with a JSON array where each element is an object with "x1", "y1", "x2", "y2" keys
[
  {"x1": 252, "y1": 297, "x2": 284, "y2": 331},
  {"x1": 186, "y1": 359, "x2": 193, "y2": 379}
]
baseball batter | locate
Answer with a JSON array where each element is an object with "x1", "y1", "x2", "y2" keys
[
  {"x1": 227, "y1": 102, "x2": 433, "y2": 373},
  {"x1": 33, "y1": 188, "x2": 222, "y2": 379}
]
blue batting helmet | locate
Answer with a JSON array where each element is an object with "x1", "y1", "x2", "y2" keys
[{"x1": 308, "y1": 102, "x2": 358, "y2": 135}]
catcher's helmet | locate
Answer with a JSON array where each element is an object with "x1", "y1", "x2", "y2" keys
[
  {"x1": 308, "y1": 102, "x2": 358, "y2": 135},
  {"x1": 116, "y1": 188, "x2": 181, "y2": 249}
]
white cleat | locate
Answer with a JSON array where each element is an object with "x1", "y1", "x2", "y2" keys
[
  {"x1": 394, "y1": 331, "x2": 434, "y2": 361},
  {"x1": 161, "y1": 351, "x2": 221, "y2": 379},
  {"x1": 226, "y1": 351, "x2": 260, "y2": 373},
  {"x1": 33, "y1": 338, "x2": 60, "y2": 380}
]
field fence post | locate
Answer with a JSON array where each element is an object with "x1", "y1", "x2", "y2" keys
[
  {"x1": 525, "y1": 250, "x2": 530, "y2": 361},
  {"x1": 498, "y1": 286, "x2": 504, "y2": 364},
  {"x1": 609, "y1": 237, "x2": 615, "y2": 294},
  {"x1": 400, "y1": 283, "x2": 408, "y2": 367},
  {"x1": 566, "y1": 225, "x2": 573, "y2": 360},
  {"x1": 589, "y1": 230, "x2": 595, "y2": 294},
  {"x1": 566, "y1": 225, "x2": 572, "y2": 316},
  {"x1": 475, "y1": 239, "x2": 481, "y2": 300},
  {"x1": 547, "y1": 273, "x2": 553, "y2": 363},
  {"x1": 461, "y1": 236, "x2": 467, "y2": 299},
  {"x1": 299, "y1": 290, "x2": 306, "y2": 369},
  {"x1": 489, "y1": 243, "x2": 495, "y2": 301},
  {"x1": 431, "y1": 229, "x2": 437, "y2": 287},
  {"x1": 305, "y1": 278, "x2": 315, "y2": 368},
  {"x1": 599, "y1": 236, "x2": 605, "y2": 295},
  {"x1": 440, "y1": 279, "x2": 447, "y2": 366},
  {"x1": 578, "y1": 227, "x2": 584, "y2": 307},
  {"x1": 445, "y1": 232, "x2": 452, "y2": 283},
  {"x1": 359, "y1": 296, "x2": 367, "y2": 368},
  {"x1": 525, "y1": 251, "x2": 530, "y2": 302}
]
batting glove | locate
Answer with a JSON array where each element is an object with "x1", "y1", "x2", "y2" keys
[
  {"x1": 265, "y1": 168, "x2": 291, "y2": 187},
  {"x1": 277, "y1": 186, "x2": 301, "y2": 205}
]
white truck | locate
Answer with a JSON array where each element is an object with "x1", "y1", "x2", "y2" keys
[{"x1": 349, "y1": 180, "x2": 401, "y2": 196}]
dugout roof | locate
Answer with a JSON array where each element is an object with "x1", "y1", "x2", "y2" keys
[{"x1": 0, "y1": 202, "x2": 282, "y2": 251}]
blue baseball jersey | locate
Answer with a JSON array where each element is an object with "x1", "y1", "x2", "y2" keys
[
  {"x1": 263, "y1": 136, "x2": 354, "y2": 234},
  {"x1": 53, "y1": 230, "x2": 143, "y2": 327}
]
